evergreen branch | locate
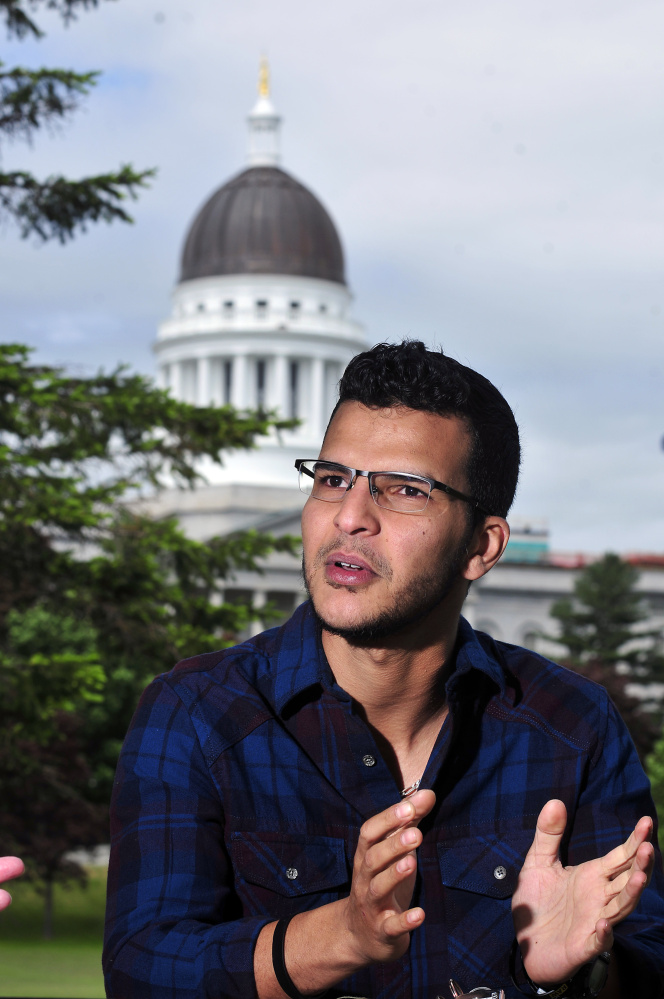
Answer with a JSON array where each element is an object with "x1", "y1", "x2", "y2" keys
[
  {"x1": 1, "y1": 0, "x2": 112, "y2": 40},
  {"x1": 0, "y1": 165, "x2": 156, "y2": 241},
  {"x1": 0, "y1": 65, "x2": 99, "y2": 141},
  {"x1": 0, "y1": 0, "x2": 42, "y2": 39}
]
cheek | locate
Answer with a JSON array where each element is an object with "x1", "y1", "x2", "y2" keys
[{"x1": 301, "y1": 501, "x2": 328, "y2": 556}]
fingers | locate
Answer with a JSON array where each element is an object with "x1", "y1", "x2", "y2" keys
[
  {"x1": 0, "y1": 857, "x2": 24, "y2": 912},
  {"x1": 0, "y1": 856, "x2": 24, "y2": 884},
  {"x1": 523, "y1": 799, "x2": 567, "y2": 867},
  {"x1": 359, "y1": 790, "x2": 435, "y2": 849},
  {"x1": 367, "y1": 827, "x2": 422, "y2": 898},
  {"x1": 603, "y1": 840, "x2": 655, "y2": 924},
  {"x1": 355, "y1": 790, "x2": 434, "y2": 875},
  {"x1": 601, "y1": 816, "x2": 653, "y2": 878},
  {"x1": 348, "y1": 790, "x2": 434, "y2": 961}
]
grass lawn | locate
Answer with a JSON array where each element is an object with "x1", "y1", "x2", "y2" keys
[{"x1": 0, "y1": 867, "x2": 106, "y2": 998}]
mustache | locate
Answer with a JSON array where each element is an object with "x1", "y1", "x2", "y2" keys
[{"x1": 311, "y1": 537, "x2": 393, "y2": 580}]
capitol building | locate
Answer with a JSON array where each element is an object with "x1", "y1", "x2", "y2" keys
[{"x1": 149, "y1": 63, "x2": 664, "y2": 649}]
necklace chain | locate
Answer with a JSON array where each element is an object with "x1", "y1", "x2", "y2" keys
[{"x1": 400, "y1": 777, "x2": 422, "y2": 797}]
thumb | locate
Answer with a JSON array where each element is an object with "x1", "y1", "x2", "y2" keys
[{"x1": 524, "y1": 799, "x2": 567, "y2": 868}]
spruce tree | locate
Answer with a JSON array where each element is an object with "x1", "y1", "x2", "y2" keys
[
  {"x1": 0, "y1": 0, "x2": 154, "y2": 241},
  {"x1": 0, "y1": 344, "x2": 297, "y2": 930},
  {"x1": 546, "y1": 553, "x2": 664, "y2": 760}
]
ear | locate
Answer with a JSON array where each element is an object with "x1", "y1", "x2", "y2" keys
[{"x1": 462, "y1": 517, "x2": 510, "y2": 581}]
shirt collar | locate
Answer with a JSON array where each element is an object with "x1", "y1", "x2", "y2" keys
[
  {"x1": 271, "y1": 601, "x2": 506, "y2": 715},
  {"x1": 449, "y1": 614, "x2": 507, "y2": 697},
  {"x1": 272, "y1": 601, "x2": 334, "y2": 715}
]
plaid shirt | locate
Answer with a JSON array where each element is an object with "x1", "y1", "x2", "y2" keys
[{"x1": 104, "y1": 601, "x2": 664, "y2": 999}]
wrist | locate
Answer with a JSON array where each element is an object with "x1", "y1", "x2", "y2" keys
[
  {"x1": 511, "y1": 941, "x2": 612, "y2": 998},
  {"x1": 284, "y1": 901, "x2": 368, "y2": 995},
  {"x1": 336, "y1": 896, "x2": 374, "y2": 973}
]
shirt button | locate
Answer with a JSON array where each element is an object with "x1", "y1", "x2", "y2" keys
[
  {"x1": 362, "y1": 754, "x2": 376, "y2": 767},
  {"x1": 286, "y1": 867, "x2": 298, "y2": 880},
  {"x1": 493, "y1": 865, "x2": 507, "y2": 880}
]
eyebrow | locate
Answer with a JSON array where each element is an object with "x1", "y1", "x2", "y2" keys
[{"x1": 317, "y1": 458, "x2": 439, "y2": 479}]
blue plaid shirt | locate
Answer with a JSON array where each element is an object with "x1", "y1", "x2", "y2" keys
[{"x1": 104, "y1": 601, "x2": 664, "y2": 999}]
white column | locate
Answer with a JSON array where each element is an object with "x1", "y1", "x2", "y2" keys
[
  {"x1": 198, "y1": 356, "x2": 211, "y2": 406},
  {"x1": 310, "y1": 357, "x2": 325, "y2": 441},
  {"x1": 232, "y1": 354, "x2": 247, "y2": 408},
  {"x1": 249, "y1": 589, "x2": 267, "y2": 637},
  {"x1": 170, "y1": 360, "x2": 182, "y2": 400},
  {"x1": 273, "y1": 354, "x2": 288, "y2": 418}
]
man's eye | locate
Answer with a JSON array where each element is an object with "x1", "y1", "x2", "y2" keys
[
  {"x1": 386, "y1": 481, "x2": 426, "y2": 498},
  {"x1": 317, "y1": 474, "x2": 348, "y2": 489}
]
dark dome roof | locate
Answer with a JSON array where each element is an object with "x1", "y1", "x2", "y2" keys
[{"x1": 180, "y1": 166, "x2": 346, "y2": 285}]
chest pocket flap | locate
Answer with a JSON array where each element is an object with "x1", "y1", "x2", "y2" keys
[
  {"x1": 438, "y1": 830, "x2": 534, "y2": 899},
  {"x1": 230, "y1": 832, "x2": 348, "y2": 898}
]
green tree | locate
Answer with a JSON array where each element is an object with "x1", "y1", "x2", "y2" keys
[
  {"x1": 0, "y1": 344, "x2": 298, "y2": 929},
  {"x1": 546, "y1": 553, "x2": 664, "y2": 760},
  {"x1": 0, "y1": 0, "x2": 153, "y2": 241},
  {"x1": 646, "y1": 736, "x2": 664, "y2": 851},
  {"x1": 548, "y1": 554, "x2": 659, "y2": 666},
  {"x1": 0, "y1": 605, "x2": 107, "y2": 938}
]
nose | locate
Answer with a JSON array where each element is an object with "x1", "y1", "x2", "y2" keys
[{"x1": 332, "y1": 474, "x2": 381, "y2": 536}]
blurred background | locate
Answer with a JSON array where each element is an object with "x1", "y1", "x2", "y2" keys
[
  {"x1": 0, "y1": 1, "x2": 663, "y2": 996},
  {"x1": 2, "y1": 0, "x2": 663, "y2": 550}
]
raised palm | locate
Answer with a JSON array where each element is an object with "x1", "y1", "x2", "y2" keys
[{"x1": 512, "y1": 799, "x2": 654, "y2": 988}]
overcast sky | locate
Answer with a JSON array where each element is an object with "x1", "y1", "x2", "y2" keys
[{"x1": 1, "y1": 0, "x2": 662, "y2": 553}]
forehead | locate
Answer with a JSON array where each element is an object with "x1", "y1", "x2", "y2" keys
[{"x1": 321, "y1": 401, "x2": 472, "y2": 482}]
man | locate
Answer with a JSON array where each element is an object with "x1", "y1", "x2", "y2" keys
[{"x1": 104, "y1": 341, "x2": 664, "y2": 999}]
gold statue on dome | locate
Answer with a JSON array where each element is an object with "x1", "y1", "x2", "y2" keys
[{"x1": 258, "y1": 57, "x2": 270, "y2": 98}]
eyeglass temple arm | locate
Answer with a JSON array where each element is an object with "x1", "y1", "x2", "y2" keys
[{"x1": 435, "y1": 480, "x2": 488, "y2": 515}]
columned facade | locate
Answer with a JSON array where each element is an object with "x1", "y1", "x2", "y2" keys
[{"x1": 149, "y1": 63, "x2": 365, "y2": 545}]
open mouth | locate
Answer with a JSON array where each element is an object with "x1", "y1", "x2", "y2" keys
[{"x1": 323, "y1": 551, "x2": 377, "y2": 586}]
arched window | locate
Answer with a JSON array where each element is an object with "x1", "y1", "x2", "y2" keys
[{"x1": 475, "y1": 619, "x2": 501, "y2": 640}]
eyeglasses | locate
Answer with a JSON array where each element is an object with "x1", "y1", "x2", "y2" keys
[{"x1": 295, "y1": 459, "x2": 486, "y2": 516}]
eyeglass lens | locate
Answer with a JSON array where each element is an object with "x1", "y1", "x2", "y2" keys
[{"x1": 298, "y1": 461, "x2": 432, "y2": 513}]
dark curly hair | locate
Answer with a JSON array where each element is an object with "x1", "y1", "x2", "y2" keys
[{"x1": 331, "y1": 340, "x2": 520, "y2": 519}]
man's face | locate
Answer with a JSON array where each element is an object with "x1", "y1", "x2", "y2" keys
[{"x1": 301, "y1": 401, "x2": 478, "y2": 643}]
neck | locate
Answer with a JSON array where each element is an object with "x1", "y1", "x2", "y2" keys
[{"x1": 321, "y1": 602, "x2": 461, "y2": 785}]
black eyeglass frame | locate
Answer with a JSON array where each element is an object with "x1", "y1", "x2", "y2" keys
[{"x1": 295, "y1": 459, "x2": 488, "y2": 516}]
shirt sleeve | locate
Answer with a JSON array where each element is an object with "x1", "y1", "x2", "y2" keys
[
  {"x1": 566, "y1": 692, "x2": 664, "y2": 997},
  {"x1": 103, "y1": 677, "x2": 270, "y2": 999}
]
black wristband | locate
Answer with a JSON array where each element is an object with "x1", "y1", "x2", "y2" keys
[
  {"x1": 272, "y1": 917, "x2": 301, "y2": 999},
  {"x1": 272, "y1": 916, "x2": 332, "y2": 999}
]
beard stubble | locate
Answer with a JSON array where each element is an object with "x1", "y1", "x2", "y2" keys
[{"x1": 303, "y1": 528, "x2": 472, "y2": 644}]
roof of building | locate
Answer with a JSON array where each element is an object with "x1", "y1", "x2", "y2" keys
[{"x1": 180, "y1": 166, "x2": 346, "y2": 286}]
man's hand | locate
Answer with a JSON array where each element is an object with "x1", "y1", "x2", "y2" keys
[
  {"x1": 342, "y1": 788, "x2": 436, "y2": 965},
  {"x1": 512, "y1": 799, "x2": 655, "y2": 988},
  {"x1": 255, "y1": 790, "x2": 436, "y2": 998},
  {"x1": 0, "y1": 856, "x2": 25, "y2": 912}
]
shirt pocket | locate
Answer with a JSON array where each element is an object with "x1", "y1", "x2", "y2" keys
[
  {"x1": 230, "y1": 831, "x2": 350, "y2": 917},
  {"x1": 436, "y1": 829, "x2": 534, "y2": 987},
  {"x1": 438, "y1": 829, "x2": 532, "y2": 899}
]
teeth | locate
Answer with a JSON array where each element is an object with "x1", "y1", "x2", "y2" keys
[{"x1": 337, "y1": 561, "x2": 363, "y2": 570}]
